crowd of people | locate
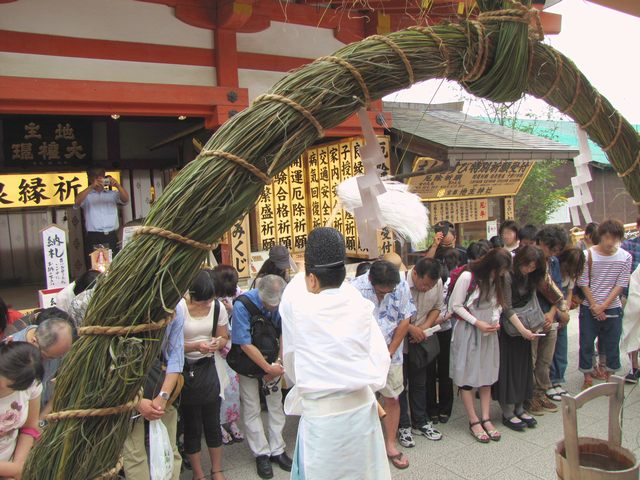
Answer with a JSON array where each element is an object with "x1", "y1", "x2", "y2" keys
[{"x1": 0, "y1": 215, "x2": 638, "y2": 479}]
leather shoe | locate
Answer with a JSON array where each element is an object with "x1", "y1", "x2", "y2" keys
[
  {"x1": 256, "y1": 455, "x2": 274, "y2": 479},
  {"x1": 270, "y1": 452, "x2": 293, "y2": 472}
]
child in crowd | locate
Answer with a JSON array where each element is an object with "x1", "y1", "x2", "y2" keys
[
  {"x1": 0, "y1": 342, "x2": 43, "y2": 479},
  {"x1": 578, "y1": 220, "x2": 632, "y2": 390}
]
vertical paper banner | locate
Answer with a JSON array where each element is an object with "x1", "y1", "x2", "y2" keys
[
  {"x1": 229, "y1": 215, "x2": 251, "y2": 278},
  {"x1": 289, "y1": 156, "x2": 308, "y2": 252},
  {"x1": 273, "y1": 170, "x2": 293, "y2": 251},
  {"x1": 307, "y1": 148, "x2": 323, "y2": 229},
  {"x1": 256, "y1": 184, "x2": 277, "y2": 250}
]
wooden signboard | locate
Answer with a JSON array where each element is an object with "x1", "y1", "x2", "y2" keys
[
  {"x1": 408, "y1": 158, "x2": 534, "y2": 201},
  {"x1": 227, "y1": 215, "x2": 251, "y2": 279},
  {"x1": 3, "y1": 116, "x2": 92, "y2": 168},
  {"x1": 504, "y1": 197, "x2": 516, "y2": 220},
  {"x1": 0, "y1": 171, "x2": 120, "y2": 209},
  {"x1": 41, "y1": 224, "x2": 69, "y2": 289},
  {"x1": 429, "y1": 199, "x2": 489, "y2": 224}
]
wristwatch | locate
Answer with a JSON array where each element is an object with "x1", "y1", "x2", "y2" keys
[{"x1": 158, "y1": 391, "x2": 170, "y2": 401}]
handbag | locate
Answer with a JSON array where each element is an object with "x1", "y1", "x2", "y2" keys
[
  {"x1": 502, "y1": 293, "x2": 545, "y2": 337},
  {"x1": 180, "y1": 301, "x2": 221, "y2": 406},
  {"x1": 570, "y1": 249, "x2": 592, "y2": 310}
]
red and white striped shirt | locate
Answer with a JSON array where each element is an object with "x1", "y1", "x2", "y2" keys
[{"x1": 577, "y1": 247, "x2": 632, "y2": 308}]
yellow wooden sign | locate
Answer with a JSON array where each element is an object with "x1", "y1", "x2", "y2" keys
[
  {"x1": 227, "y1": 214, "x2": 251, "y2": 279},
  {"x1": 429, "y1": 199, "x2": 489, "y2": 224},
  {"x1": 256, "y1": 183, "x2": 277, "y2": 251},
  {"x1": 408, "y1": 157, "x2": 534, "y2": 201},
  {"x1": 0, "y1": 171, "x2": 121, "y2": 209}
]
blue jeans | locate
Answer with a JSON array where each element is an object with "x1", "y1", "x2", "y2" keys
[
  {"x1": 550, "y1": 324, "x2": 568, "y2": 384},
  {"x1": 578, "y1": 305, "x2": 623, "y2": 373}
]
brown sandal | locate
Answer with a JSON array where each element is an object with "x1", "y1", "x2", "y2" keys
[
  {"x1": 469, "y1": 421, "x2": 490, "y2": 443},
  {"x1": 481, "y1": 419, "x2": 501, "y2": 442},
  {"x1": 387, "y1": 452, "x2": 409, "y2": 470}
]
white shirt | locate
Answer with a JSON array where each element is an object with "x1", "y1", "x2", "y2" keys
[
  {"x1": 184, "y1": 300, "x2": 229, "y2": 362},
  {"x1": 0, "y1": 382, "x2": 42, "y2": 461},
  {"x1": 280, "y1": 273, "x2": 390, "y2": 414},
  {"x1": 54, "y1": 282, "x2": 76, "y2": 313}
]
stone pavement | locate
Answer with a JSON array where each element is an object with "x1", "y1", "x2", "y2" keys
[{"x1": 182, "y1": 311, "x2": 640, "y2": 479}]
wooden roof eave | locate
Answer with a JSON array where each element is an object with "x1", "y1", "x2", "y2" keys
[{"x1": 390, "y1": 129, "x2": 579, "y2": 162}]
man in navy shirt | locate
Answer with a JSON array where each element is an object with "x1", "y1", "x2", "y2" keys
[
  {"x1": 232, "y1": 274, "x2": 290, "y2": 479},
  {"x1": 75, "y1": 167, "x2": 129, "y2": 268}
]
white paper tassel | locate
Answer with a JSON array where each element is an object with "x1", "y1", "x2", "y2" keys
[{"x1": 337, "y1": 176, "x2": 430, "y2": 245}]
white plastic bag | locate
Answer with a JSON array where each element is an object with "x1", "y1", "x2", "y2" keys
[{"x1": 149, "y1": 419, "x2": 174, "y2": 480}]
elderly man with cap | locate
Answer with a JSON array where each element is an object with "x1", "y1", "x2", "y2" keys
[
  {"x1": 232, "y1": 274, "x2": 290, "y2": 479},
  {"x1": 280, "y1": 227, "x2": 391, "y2": 480},
  {"x1": 351, "y1": 258, "x2": 416, "y2": 471}
]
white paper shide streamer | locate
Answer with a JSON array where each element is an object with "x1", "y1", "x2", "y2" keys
[{"x1": 337, "y1": 176, "x2": 429, "y2": 245}]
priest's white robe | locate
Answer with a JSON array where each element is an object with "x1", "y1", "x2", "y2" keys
[
  {"x1": 622, "y1": 265, "x2": 640, "y2": 354},
  {"x1": 280, "y1": 273, "x2": 391, "y2": 480}
]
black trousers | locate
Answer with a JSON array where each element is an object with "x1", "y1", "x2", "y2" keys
[
  {"x1": 399, "y1": 350, "x2": 430, "y2": 428},
  {"x1": 425, "y1": 329, "x2": 454, "y2": 418},
  {"x1": 84, "y1": 230, "x2": 118, "y2": 269},
  {"x1": 180, "y1": 398, "x2": 223, "y2": 454}
]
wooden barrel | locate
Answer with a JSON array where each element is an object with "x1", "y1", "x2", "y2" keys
[
  {"x1": 557, "y1": 377, "x2": 639, "y2": 480},
  {"x1": 556, "y1": 437, "x2": 639, "y2": 480}
]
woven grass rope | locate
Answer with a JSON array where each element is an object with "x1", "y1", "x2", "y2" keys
[{"x1": 25, "y1": 1, "x2": 639, "y2": 478}]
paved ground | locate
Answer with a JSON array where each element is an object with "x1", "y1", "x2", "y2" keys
[{"x1": 183, "y1": 310, "x2": 640, "y2": 480}]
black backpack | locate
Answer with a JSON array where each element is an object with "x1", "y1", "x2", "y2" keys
[{"x1": 226, "y1": 295, "x2": 280, "y2": 378}]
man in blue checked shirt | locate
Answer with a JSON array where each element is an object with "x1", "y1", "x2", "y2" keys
[
  {"x1": 621, "y1": 216, "x2": 640, "y2": 382},
  {"x1": 122, "y1": 300, "x2": 185, "y2": 480},
  {"x1": 352, "y1": 260, "x2": 416, "y2": 471}
]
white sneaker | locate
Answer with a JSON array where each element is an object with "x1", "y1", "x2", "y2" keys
[
  {"x1": 397, "y1": 427, "x2": 415, "y2": 448},
  {"x1": 412, "y1": 422, "x2": 443, "y2": 441}
]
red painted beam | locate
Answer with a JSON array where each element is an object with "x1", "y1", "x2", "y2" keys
[
  {"x1": 0, "y1": 30, "x2": 314, "y2": 72},
  {"x1": 0, "y1": 76, "x2": 248, "y2": 117}
]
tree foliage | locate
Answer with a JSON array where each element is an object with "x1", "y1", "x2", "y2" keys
[{"x1": 482, "y1": 102, "x2": 571, "y2": 226}]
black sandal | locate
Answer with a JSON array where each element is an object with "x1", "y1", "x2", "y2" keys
[
  {"x1": 517, "y1": 414, "x2": 538, "y2": 428},
  {"x1": 501, "y1": 416, "x2": 526, "y2": 432}
]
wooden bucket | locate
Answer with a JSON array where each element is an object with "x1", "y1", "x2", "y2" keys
[{"x1": 556, "y1": 376, "x2": 639, "y2": 480}]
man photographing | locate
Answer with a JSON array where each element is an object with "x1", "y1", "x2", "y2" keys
[{"x1": 75, "y1": 167, "x2": 129, "y2": 267}]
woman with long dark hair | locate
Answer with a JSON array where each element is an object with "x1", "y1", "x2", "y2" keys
[
  {"x1": 494, "y1": 246, "x2": 546, "y2": 432},
  {"x1": 449, "y1": 248, "x2": 511, "y2": 443},
  {"x1": 181, "y1": 271, "x2": 230, "y2": 480}
]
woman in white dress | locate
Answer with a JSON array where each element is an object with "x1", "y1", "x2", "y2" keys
[{"x1": 449, "y1": 248, "x2": 511, "y2": 444}]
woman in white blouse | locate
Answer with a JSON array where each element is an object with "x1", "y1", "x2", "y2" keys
[{"x1": 181, "y1": 271, "x2": 230, "y2": 480}]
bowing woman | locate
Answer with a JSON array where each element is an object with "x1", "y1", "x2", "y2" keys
[
  {"x1": 449, "y1": 248, "x2": 511, "y2": 444},
  {"x1": 493, "y1": 246, "x2": 546, "y2": 432},
  {"x1": 181, "y1": 271, "x2": 230, "y2": 480}
]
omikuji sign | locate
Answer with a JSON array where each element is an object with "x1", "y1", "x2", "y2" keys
[
  {"x1": 0, "y1": 171, "x2": 120, "y2": 209},
  {"x1": 3, "y1": 116, "x2": 92, "y2": 168}
]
